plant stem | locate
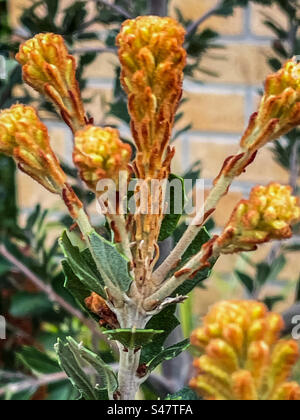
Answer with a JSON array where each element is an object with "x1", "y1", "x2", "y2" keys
[
  {"x1": 152, "y1": 149, "x2": 252, "y2": 284},
  {"x1": 117, "y1": 345, "x2": 141, "y2": 400}
]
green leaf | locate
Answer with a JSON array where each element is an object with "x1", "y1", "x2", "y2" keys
[
  {"x1": 235, "y1": 270, "x2": 254, "y2": 294},
  {"x1": 55, "y1": 338, "x2": 98, "y2": 401},
  {"x1": 141, "y1": 305, "x2": 179, "y2": 364},
  {"x1": 62, "y1": 260, "x2": 97, "y2": 319},
  {"x1": 166, "y1": 387, "x2": 199, "y2": 400},
  {"x1": 148, "y1": 339, "x2": 190, "y2": 372},
  {"x1": 171, "y1": 224, "x2": 214, "y2": 294},
  {"x1": 88, "y1": 231, "x2": 133, "y2": 293},
  {"x1": 256, "y1": 262, "x2": 271, "y2": 286},
  {"x1": 47, "y1": 380, "x2": 77, "y2": 401},
  {"x1": 0, "y1": 255, "x2": 11, "y2": 275},
  {"x1": 5, "y1": 387, "x2": 37, "y2": 401},
  {"x1": 67, "y1": 337, "x2": 118, "y2": 397},
  {"x1": 159, "y1": 174, "x2": 185, "y2": 241},
  {"x1": 103, "y1": 328, "x2": 164, "y2": 349},
  {"x1": 9, "y1": 292, "x2": 52, "y2": 317},
  {"x1": 181, "y1": 227, "x2": 210, "y2": 266},
  {"x1": 264, "y1": 295, "x2": 285, "y2": 310},
  {"x1": 60, "y1": 231, "x2": 105, "y2": 298},
  {"x1": 17, "y1": 346, "x2": 60, "y2": 375}
]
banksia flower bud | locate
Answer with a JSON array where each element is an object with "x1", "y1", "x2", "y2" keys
[
  {"x1": 0, "y1": 105, "x2": 66, "y2": 193},
  {"x1": 16, "y1": 33, "x2": 85, "y2": 132},
  {"x1": 117, "y1": 16, "x2": 186, "y2": 179},
  {"x1": 217, "y1": 183, "x2": 300, "y2": 253},
  {"x1": 190, "y1": 300, "x2": 300, "y2": 400},
  {"x1": 73, "y1": 125, "x2": 132, "y2": 191},
  {"x1": 241, "y1": 58, "x2": 300, "y2": 151}
]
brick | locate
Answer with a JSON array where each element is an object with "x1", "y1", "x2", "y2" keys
[
  {"x1": 188, "y1": 138, "x2": 289, "y2": 184},
  {"x1": 82, "y1": 52, "x2": 118, "y2": 80},
  {"x1": 181, "y1": 92, "x2": 245, "y2": 133},
  {"x1": 198, "y1": 44, "x2": 272, "y2": 85},
  {"x1": 170, "y1": 0, "x2": 244, "y2": 36},
  {"x1": 250, "y1": 3, "x2": 288, "y2": 37}
]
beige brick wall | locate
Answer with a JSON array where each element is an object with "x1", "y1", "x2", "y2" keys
[{"x1": 8, "y1": 0, "x2": 299, "y2": 303}]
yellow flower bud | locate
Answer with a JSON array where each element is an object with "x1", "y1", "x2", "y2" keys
[
  {"x1": 0, "y1": 105, "x2": 66, "y2": 194},
  {"x1": 73, "y1": 125, "x2": 132, "y2": 191},
  {"x1": 218, "y1": 183, "x2": 300, "y2": 253},
  {"x1": 241, "y1": 58, "x2": 300, "y2": 151},
  {"x1": 117, "y1": 16, "x2": 186, "y2": 178},
  {"x1": 16, "y1": 33, "x2": 85, "y2": 132},
  {"x1": 190, "y1": 300, "x2": 300, "y2": 400}
]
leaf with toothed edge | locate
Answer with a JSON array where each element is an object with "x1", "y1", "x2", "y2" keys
[{"x1": 103, "y1": 328, "x2": 164, "y2": 349}]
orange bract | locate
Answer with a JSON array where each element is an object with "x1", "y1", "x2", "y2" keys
[
  {"x1": 0, "y1": 105, "x2": 66, "y2": 193},
  {"x1": 16, "y1": 33, "x2": 85, "y2": 132},
  {"x1": 241, "y1": 58, "x2": 300, "y2": 151},
  {"x1": 73, "y1": 125, "x2": 132, "y2": 191},
  {"x1": 217, "y1": 183, "x2": 300, "y2": 253},
  {"x1": 117, "y1": 16, "x2": 186, "y2": 179},
  {"x1": 190, "y1": 300, "x2": 300, "y2": 401}
]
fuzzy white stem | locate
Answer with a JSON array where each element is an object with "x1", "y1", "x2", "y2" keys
[
  {"x1": 153, "y1": 149, "x2": 253, "y2": 284},
  {"x1": 117, "y1": 346, "x2": 141, "y2": 400}
]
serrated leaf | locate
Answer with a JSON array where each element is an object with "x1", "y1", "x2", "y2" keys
[
  {"x1": 159, "y1": 174, "x2": 185, "y2": 241},
  {"x1": 103, "y1": 328, "x2": 164, "y2": 349},
  {"x1": 60, "y1": 231, "x2": 105, "y2": 298},
  {"x1": 67, "y1": 337, "x2": 117, "y2": 397},
  {"x1": 88, "y1": 231, "x2": 132, "y2": 292},
  {"x1": 148, "y1": 339, "x2": 190, "y2": 372},
  {"x1": 166, "y1": 387, "x2": 199, "y2": 400},
  {"x1": 55, "y1": 338, "x2": 98, "y2": 401},
  {"x1": 17, "y1": 346, "x2": 60, "y2": 375}
]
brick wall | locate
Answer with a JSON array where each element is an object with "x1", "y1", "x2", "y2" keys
[{"x1": 7, "y1": 0, "x2": 298, "y2": 310}]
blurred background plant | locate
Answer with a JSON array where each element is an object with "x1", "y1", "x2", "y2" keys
[{"x1": 0, "y1": 0, "x2": 299, "y2": 400}]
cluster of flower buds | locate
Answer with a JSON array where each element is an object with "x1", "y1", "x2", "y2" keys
[
  {"x1": 241, "y1": 58, "x2": 300, "y2": 151},
  {"x1": 0, "y1": 105, "x2": 66, "y2": 194},
  {"x1": 73, "y1": 125, "x2": 132, "y2": 192},
  {"x1": 117, "y1": 16, "x2": 186, "y2": 179},
  {"x1": 16, "y1": 33, "x2": 86, "y2": 133},
  {"x1": 190, "y1": 300, "x2": 300, "y2": 400},
  {"x1": 217, "y1": 183, "x2": 300, "y2": 254}
]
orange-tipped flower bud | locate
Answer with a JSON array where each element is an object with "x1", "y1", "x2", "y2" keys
[
  {"x1": 117, "y1": 16, "x2": 186, "y2": 178},
  {"x1": 16, "y1": 33, "x2": 85, "y2": 132},
  {"x1": 0, "y1": 105, "x2": 66, "y2": 193},
  {"x1": 73, "y1": 125, "x2": 132, "y2": 191},
  {"x1": 190, "y1": 300, "x2": 300, "y2": 400},
  {"x1": 217, "y1": 183, "x2": 300, "y2": 253},
  {"x1": 241, "y1": 58, "x2": 300, "y2": 151}
]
